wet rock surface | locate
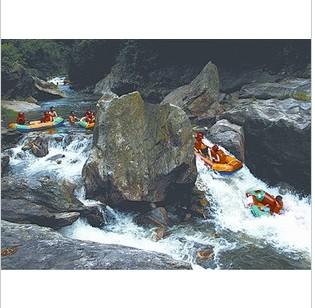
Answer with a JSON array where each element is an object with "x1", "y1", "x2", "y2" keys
[
  {"x1": 33, "y1": 77, "x2": 66, "y2": 100},
  {"x1": 136, "y1": 207, "x2": 169, "y2": 228},
  {"x1": 29, "y1": 136, "x2": 49, "y2": 157},
  {"x1": 219, "y1": 98, "x2": 311, "y2": 194},
  {"x1": 83, "y1": 91, "x2": 196, "y2": 207},
  {"x1": 1, "y1": 199, "x2": 80, "y2": 229},
  {"x1": 207, "y1": 119, "x2": 245, "y2": 162},
  {"x1": 1, "y1": 220, "x2": 191, "y2": 269}
]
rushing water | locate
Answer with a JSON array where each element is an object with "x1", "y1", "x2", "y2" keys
[{"x1": 4, "y1": 80, "x2": 311, "y2": 269}]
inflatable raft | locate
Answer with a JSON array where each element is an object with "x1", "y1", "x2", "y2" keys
[
  {"x1": 195, "y1": 151, "x2": 243, "y2": 174},
  {"x1": 9, "y1": 117, "x2": 64, "y2": 133},
  {"x1": 78, "y1": 118, "x2": 95, "y2": 129}
]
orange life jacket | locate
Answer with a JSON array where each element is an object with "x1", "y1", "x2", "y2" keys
[
  {"x1": 210, "y1": 148, "x2": 226, "y2": 164},
  {"x1": 16, "y1": 115, "x2": 26, "y2": 125}
]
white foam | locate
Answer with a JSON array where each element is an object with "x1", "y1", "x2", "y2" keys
[
  {"x1": 196, "y1": 153, "x2": 311, "y2": 255},
  {"x1": 9, "y1": 134, "x2": 92, "y2": 182}
]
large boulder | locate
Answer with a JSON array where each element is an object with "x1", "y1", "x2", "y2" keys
[
  {"x1": 1, "y1": 100, "x2": 41, "y2": 112},
  {"x1": 207, "y1": 119, "x2": 245, "y2": 162},
  {"x1": 1, "y1": 220, "x2": 191, "y2": 269},
  {"x1": 83, "y1": 91, "x2": 196, "y2": 208},
  {"x1": 33, "y1": 77, "x2": 66, "y2": 100},
  {"x1": 161, "y1": 61, "x2": 222, "y2": 123},
  {"x1": 239, "y1": 78, "x2": 311, "y2": 101},
  {"x1": 29, "y1": 136, "x2": 49, "y2": 157},
  {"x1": 1, "y1": 177, "x2": 106, "y2": 227},
  {"x1": 219, "y1": 98, "x2": 311, "y2": 194},
  {"x1": 1, "y1": 199, "x2": 80, "y2": 229},
  {"x1": 2, "y1": 177, "x2": 85, "y2": 213}
]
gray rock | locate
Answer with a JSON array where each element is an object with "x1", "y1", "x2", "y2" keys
[
  {"x1": 219, "y1": 98, "x2": 311, "y2": 194},
  {"x1": 46, "y1": 154, "x2": 65, "y2": 162},
  {"x1": 1, "y1": 128, "x2": 23, "y2": 151},
  {"x1": 1, "y1": 177, "x2": 85, "y2": 213},
  {"x1": 33, "y1": 77, "x2": 66, "y2": 100},
  {"x1": 1, "y1": 177, "x2": 106, "y2": 226},
  {"x1": 239, "y1": 78, "x2": 311, "y2": 101},
  {"x1": 1, "y1": 199, "x2": 80, "y2": 229},
  {"x1": 1, "y1": 100, "x2": 41, "y2": 112},
  {"x1": 161, "y1": 61, "x2": 222, "y2": 123},
  {"x1": 136, "y1": 207, "x2": 169, "y2": 227},
  {"x1": 208, "y1": 119, "x2": 245, "y2": 162},
  {"x1": 1, "y1": 153, "x2": 10, "y2": 174},
  {"x1": 1, "y1": 220, "x2": 191, "y2": 269},
  {"x1": 83, "y1": 91, "x2": 196, "y2": 207},
  {"x1": 29, "y1": 136, "x2": 49, "y2": 157}
]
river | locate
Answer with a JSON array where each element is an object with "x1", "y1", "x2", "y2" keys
[{"x1": 4, "y1": 80, "x2": 311, "y2": 269}]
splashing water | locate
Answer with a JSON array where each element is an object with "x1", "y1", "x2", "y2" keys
[
  {"x1": 8, "y1": 133, "x2": 92, "y2": 182},
  {"x1": 6, "y1": 131, "x2": 311, "y2": 268},
  {"x1": 196, "y1": 159, "x2": 311, "y2": 255}
]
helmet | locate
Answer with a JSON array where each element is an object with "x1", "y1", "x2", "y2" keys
[
  {"x1": 212, "y1": 144, "x2": 219, "y2": 151},
  {"x1": 196, "y1": 132, "x2": 204, "y2": 139},
  {"x1": 276, "y1": 195, "x2": 283, "y2": 201}
]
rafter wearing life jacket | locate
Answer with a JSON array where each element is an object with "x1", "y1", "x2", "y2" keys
[
  {"x1": 210, "y1": 144, "x2": 226, "y2": 164},
  {"x1": 246, "y1": 190, "x2": 284, "y2": 214},
  {"x1": 16, "y1": 112, "x2": 26, "y2": 125},
  {"x1": 194, "y1": 132, "x2": 209, "y2": 157}
]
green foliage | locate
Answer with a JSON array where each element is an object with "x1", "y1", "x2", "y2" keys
[
  {"x1": 1, "y1": 40, "x2": 73, "y2": 78},
  {"x1": 292, "y1": 91, "x2": 311, "y2": 101}
]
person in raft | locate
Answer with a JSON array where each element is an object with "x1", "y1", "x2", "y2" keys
[
  {"x1": 41, "y1": 111, "x2": 53, "y2": 123},
  {"x1": 246, "y1": 190, "x2": 284, "y2": 215},
  {"x1": 68, "y1": 111, "x2": 79, "y2": 124},
  {"x1": 49, "y1": 106, "x2": 58, "y2": 119},
  {"x1": 194, "y1": 132, "x2": 210, "y2": 157},
  {"x1": 16, "y1": 112, "x2": 26, "y2": 125},
  {"x1": 88, "y1": 111, "x2": 96, "y2": 123},
  {"x1": 210, "y1": 144, "x2": 227, "y2": 164}
]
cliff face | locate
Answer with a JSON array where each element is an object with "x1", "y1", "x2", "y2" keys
[{"x1": 90, "y1": 40, "x2": 310, "y2": 103}]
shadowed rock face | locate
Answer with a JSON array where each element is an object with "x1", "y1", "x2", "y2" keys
[
  {"x1": 161, "y1": 61, "x2": 222, "y2": 124},
  {"x1": 219, "y1": 98, "x2": 311, "y2": 194},
  {"x1": 1, "y1": 220, "x2": 191, "y2": 270},
  {"x1": 83, "y1": 91, "x2": 196, "y2": 207}
]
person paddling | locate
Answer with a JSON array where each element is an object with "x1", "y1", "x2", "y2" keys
[
  {"x1": 68, "y1": 111, "x2": 79, "y2": 124},
  {"x1": 16, "y1": 112, "x2": 26, "y2": 125},
  {"x1": 49, "y1": 106, "x2": 58, "y2": 119},
  {"x1": 210, "y1": 144, "x2": 226, "y2": 164},
  {"x1": 194, "y1": 132, "x2": 210, "y2": 157},
  {"x1": 41, "y1": 111, "x2": 53, "y2": 123},
  {"x1": 246, "y1": 190, "x2": 284, "y2": 215}
]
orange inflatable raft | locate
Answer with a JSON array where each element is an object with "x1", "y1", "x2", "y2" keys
[{"x1": 195, "y1": 151, "x2": 243, "y2": 174}]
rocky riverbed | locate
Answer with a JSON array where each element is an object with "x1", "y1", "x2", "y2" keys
[{"x1": 1, "y1": 40, "x2": 311, "y2": 270}]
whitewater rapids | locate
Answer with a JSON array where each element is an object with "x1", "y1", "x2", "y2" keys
[{"x1": 6, "y1": 134, "x2": 311, "y2": 268}]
